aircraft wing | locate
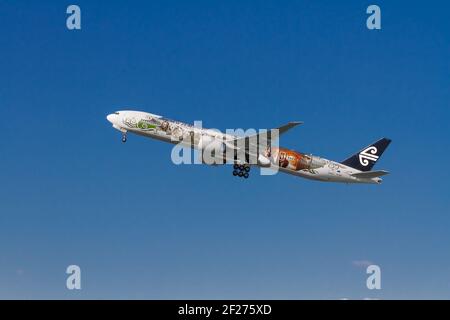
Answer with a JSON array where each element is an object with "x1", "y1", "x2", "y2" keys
[
  {"x1": 273, "y1": 121, "x2": 304, "y2": 135},
  {"x1": 351, "y1": 170, "x2": 390, "y2": 179},
  {"x1": 226, "y1": 121, "x2": 303, "y2": 149}
]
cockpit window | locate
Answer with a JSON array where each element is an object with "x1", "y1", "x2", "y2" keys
[{"x1": 114, "y1": 112, "x2": 120, "y2": 115}]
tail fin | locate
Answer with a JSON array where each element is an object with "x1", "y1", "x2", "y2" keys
[{"x1": 341, "y1": 138, "x2": 391, "y2": 171}]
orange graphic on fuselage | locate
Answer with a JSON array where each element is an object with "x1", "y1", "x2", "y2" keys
[{"x1": 268, "y1": 147, "x2": 316, "y2": 171}]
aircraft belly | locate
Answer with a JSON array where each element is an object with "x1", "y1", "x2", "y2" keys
[
  {"x1": 133, "y1": 129, "x2": 185, "y2": 145},
  {"x1": 277, "y1": 166, "x2": 361, "y2": 183},
  {"x1": 277, "y1": 167, "x2": 329, "y2": 181}
]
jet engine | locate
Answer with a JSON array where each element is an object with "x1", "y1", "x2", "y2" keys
[
  {"x1": 197, "y1": 135, "x2": 214, "y2": 150},
  {"x1": 257, "y1": 154, "x2": 271, "y2": 167},
  {"x1": 198, "y1": 135, "x2": 227, "y2": 165}
]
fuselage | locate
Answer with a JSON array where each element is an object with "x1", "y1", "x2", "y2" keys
[{"x1": 107, "y1": 110, "x2": 383, "y2": 184}]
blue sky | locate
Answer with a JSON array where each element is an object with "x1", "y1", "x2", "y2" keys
[{"x1": 0, "y1": 0, "x2": 449, "y2": 299}]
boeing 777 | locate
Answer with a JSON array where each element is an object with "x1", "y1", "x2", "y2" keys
[{"x1": 107, "y1": 110, "x2": 391, "y2": 184}]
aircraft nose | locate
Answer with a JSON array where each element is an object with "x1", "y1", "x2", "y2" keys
[{"x1": 107, "y1": 113, "x2": 117, "y2": 124}]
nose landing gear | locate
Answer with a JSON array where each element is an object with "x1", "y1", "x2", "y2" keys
[
  {"x1": 232, "y1": 164, "x2": 250, "y2": 179},
  {"x1": 121, "y1": 132, "x2": 127, "y2": 143}
]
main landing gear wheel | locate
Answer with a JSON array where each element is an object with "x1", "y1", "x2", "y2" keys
[
  {"x1": 232, "y1": 164, "x2": 251, "y2": 179},
  {"x1": 122, "y1": 133, "x2": 127, "y2": 143}
]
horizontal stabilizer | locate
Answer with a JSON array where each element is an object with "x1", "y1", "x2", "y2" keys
[{"x1": 351, "y1": 170, "x2": 390, "y2": 179}]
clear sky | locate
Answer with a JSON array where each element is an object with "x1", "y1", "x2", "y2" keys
[{"x1": 0, "y1": 0, "x2": 449, "y2": 299}]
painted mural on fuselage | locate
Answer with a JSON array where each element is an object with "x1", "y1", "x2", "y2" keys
[{"x1": 106, "y1": 110, "x2": 391, "y2": 184}]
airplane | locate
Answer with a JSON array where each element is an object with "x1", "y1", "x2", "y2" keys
[{"x1": 106, "y1": 110, "x2": 391, "y2": 184}]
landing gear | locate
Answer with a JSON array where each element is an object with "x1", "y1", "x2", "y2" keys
[
  {"x1": 121, "y1": 132, "x2": 127, "y2": 143},
  {"x1": 232, "y1": 164, "x2": 250, "y2": 179}
]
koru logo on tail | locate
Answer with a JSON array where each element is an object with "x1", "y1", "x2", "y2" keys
[{"x1": 359, "y1": 146, "x2": 379, "y2": 166}]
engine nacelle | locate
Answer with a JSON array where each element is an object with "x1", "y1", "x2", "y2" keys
[
  {"x1": 257, "y1": 154, "x2": 271, "y2": 167},
  {"x1": 197, "y1": 135, "x2": 214, "y2": 150},
  {"x1": 198, "y1": 135, "x2": 227, "y2": 165}
]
